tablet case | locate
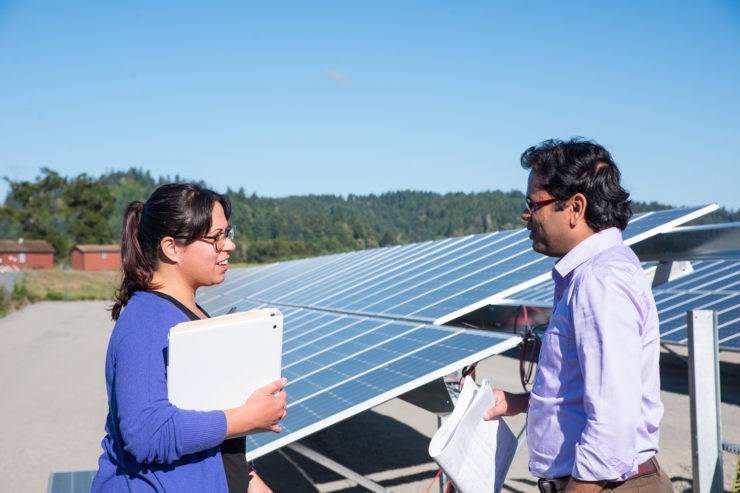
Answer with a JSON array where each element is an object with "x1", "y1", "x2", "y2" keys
[{"x1": 167, "y1": 308, "x2": 283, "y2": 411}]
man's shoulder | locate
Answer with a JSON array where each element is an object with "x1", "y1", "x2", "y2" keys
[
  {"x1": 593, "y1": 242, "x2": 640, "y2": 271},
  {"x1": 573, "y1": 242, "x2": 644, "y2": 288}
]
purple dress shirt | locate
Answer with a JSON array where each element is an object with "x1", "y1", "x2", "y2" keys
[{"x1": 526, "y1": 227, "x2": 663, "y2": 481}]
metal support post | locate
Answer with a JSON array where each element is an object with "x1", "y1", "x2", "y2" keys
[
  {"x1": 687, "y1": 309, "x2": 723, "y2": 493},
  {"x1": 437, "y1": 410, "x2": 452, "y2": 493},
  {"x1": 285, "y1": 443, "x2": 393, "y2": 493}
]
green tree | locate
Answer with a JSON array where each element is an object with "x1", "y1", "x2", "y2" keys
[
  {"x1": 99, "y1": 168, "x2": 165, "y2": 240},
  {"x1": 2, "y1": 166, "x2": 734, "y2": 266},
  {"x1": 64, "y1": 174, "x2": 115, "y2": 244},
  {"x1": 1, "y1": 168, "x2": 69, "y2": 257}
]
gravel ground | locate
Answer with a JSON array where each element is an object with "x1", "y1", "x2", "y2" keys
[{"x1": 0, "y1": 301, "x2": 737, "y2": 492}]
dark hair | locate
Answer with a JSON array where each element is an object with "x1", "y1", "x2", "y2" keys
[
  {"x1": 520, "y1": 138, "x2": 632, "y2": 231},
  {"x1": 111, "y1": 183, "x2": 231, "y2": 320}
]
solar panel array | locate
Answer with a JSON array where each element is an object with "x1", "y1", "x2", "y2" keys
[{"x1": 195, "y1": 205, "x2": 718, "y2": 458}]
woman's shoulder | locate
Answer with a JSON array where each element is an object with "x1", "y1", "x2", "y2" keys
[
  {"x1": 114, "y1": 291, "x2": 190, "y2": 335},
  {"x1": 120, "y1": 291, "x2": 172, "y2": 316}
]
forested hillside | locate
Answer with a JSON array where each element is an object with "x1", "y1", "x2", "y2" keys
[{"x1": 1, "y1": 168, "x2": 736, "y2": 265}]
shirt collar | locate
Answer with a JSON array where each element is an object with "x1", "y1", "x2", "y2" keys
[{"x1": 553, "y1": 227, "x2": 624, "y2": 279}]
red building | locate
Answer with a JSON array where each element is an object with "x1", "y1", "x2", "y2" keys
[
  {"x1": 0, "y1": 239, "x2": 56, "y2": 270},
  {"x1": 70, "y1": 244, "x2": 122, "y2": 271}
]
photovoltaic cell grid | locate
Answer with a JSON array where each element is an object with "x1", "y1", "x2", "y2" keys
[
  {"x1": 196, "y1": 296, "x2": 520, "y2": 459},
  {"x1": 652, "y1": 260, "x2": 740, "y2": 350},
  {"x1": 206, "y1": 207, "x2": 714, "y2": 326}
]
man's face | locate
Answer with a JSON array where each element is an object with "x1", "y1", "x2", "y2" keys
[{"x1": 523, "y1": 172, "x2": 572, "y2": 258}]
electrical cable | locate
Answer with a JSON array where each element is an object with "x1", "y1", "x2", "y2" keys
[
  {"x1": 424, "y1": 469, "x2": 443, "y2": 493},
  {"x1": 461, "y1": 363, "x2": 476, "y2": 381},
  {"x1": 445, "y1": 374, "x2": 461, "y2": 386}
]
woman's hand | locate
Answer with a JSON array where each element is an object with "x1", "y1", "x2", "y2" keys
[
  {"x1": 247, "y1": 470, "x2": 273, "y2": 493},
  {"x1": 224, "y1": 378, "x2": 287, "y2": 437}
]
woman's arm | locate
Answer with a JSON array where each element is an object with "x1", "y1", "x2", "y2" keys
[{"x1": 113, "y1": 325, "x2": 227, "y2": 464}]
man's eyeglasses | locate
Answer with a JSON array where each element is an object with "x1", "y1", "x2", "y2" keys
[
  {"x1": 525, "y1": 197, "x2": 559, "y2": 215},
  {"x1": 175, "y1": 225, "x2": 235, "y2": 252}
]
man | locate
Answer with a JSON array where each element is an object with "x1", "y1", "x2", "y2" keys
[{"x1": 484, "y1": 139, "x2": 672, "y2": 493}]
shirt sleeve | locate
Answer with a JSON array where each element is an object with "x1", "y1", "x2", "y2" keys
[
  {"x1": 113, "y1": 320, "x2": 227, "y2": 465},
  {"x1": 569, "y1": 266, "x2": 645, "y2": 481}
]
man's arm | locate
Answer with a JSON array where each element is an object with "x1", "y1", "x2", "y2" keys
[
  {"x1": 570, "y1": 266, "x2": 647, "y2": 481},
  {"x1": 483, "y1": 388, "x2": 529, "y2": 420}
]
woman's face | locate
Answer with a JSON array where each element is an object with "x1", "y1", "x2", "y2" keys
[{"x1": 177, "y1": 201, "x2": 235, "y2": 290}]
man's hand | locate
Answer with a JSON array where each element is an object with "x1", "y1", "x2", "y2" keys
[{"x1": 483, "y1": 388, "x2": 529, "y2": 420}]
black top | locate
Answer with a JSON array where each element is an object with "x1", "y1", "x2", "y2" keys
[{"x1": 150, "y1": 291, "x2": 250, "y2": 493}]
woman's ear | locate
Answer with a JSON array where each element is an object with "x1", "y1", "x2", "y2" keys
[{"x1": 159, "y1": 236, "x2": 181, "y2": 264}]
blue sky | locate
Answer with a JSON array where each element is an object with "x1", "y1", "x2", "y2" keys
[{"x1": 1, "y1": 1, "x2": 739, "y2": 210}]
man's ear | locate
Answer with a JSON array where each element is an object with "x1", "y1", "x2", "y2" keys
[
  {"x1": 569, "y1": 193, "x2": 588, "y2": 228},
  {"x1": 159, "y1": 236, "x2": 180, "y2": 264}
]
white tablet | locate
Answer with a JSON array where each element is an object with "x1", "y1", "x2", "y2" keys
[{"x1": 167, "y1": 308, "x2": 283, "y2": 411}]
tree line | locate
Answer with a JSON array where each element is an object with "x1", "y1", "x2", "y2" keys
[{"x1": 1, "y1": 168, "x2": 736, "y2": 265}]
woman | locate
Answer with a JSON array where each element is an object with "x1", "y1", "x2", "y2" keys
[{"x1": 92, "y1": 183, "x2": 286, "y2": 492}]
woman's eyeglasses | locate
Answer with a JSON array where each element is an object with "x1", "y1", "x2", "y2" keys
[{"x1": 174, "y1": 225, "x2": 235, "y2": 252}]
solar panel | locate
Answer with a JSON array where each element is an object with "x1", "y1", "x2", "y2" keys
[
  {"x1": 202, "y1": 206, "x2": 716, "y2": 327},
  {"x1": 631, "y1": 221, "x2": 740, "y2": 262},
  {"x1": 504, "y1": 261, "x2": 740, "y2": 351},
  {"x1": 47, "y1": 471, "x2": 96, "y2": 493},
  {"x1": 193, "y1": 300, "x2": 520, "y2": 460},
  {"x1": 652, "y1": 260, "x2": 740, "y2": 350},
  {"x1": 503, "y1": 253, "x2": 739, "y2": 351},
  {"x1": 194, "y1": 205, "x2": 719, "y2": 459}
]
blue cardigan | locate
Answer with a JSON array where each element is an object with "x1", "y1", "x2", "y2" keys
[{"x1": 92, "y1": 291, "x2": 229, "y2": 492}]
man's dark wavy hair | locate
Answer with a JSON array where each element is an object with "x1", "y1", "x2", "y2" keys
[{"x1": 520, "y1": 138, "x2": 632, "y2": 231}]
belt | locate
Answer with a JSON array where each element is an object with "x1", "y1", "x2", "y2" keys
[
  {"x1": 537, "y1": 457, "x2": 660, "y2": 493},
  {"x1": 604, "y1": 457, "x2": 660, "y2": 489}
]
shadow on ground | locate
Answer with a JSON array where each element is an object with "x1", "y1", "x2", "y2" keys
[
  {"x1": 257, "y1": 408, "x2": 438, "y2": 492},
  {"x1": 501, "y1": 477, "x2": 538, "y2": 493}
]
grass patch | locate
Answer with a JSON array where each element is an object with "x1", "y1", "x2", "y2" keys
[
  {"x1": 23, "y1": 269, "x2": 122, "y2": 302},
  {"x1": 0, "y1": 288, "x2": 10, "y2": 317},
  {"x1": 0, "y1": 269, "x2": 123, "y2": 317}
]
